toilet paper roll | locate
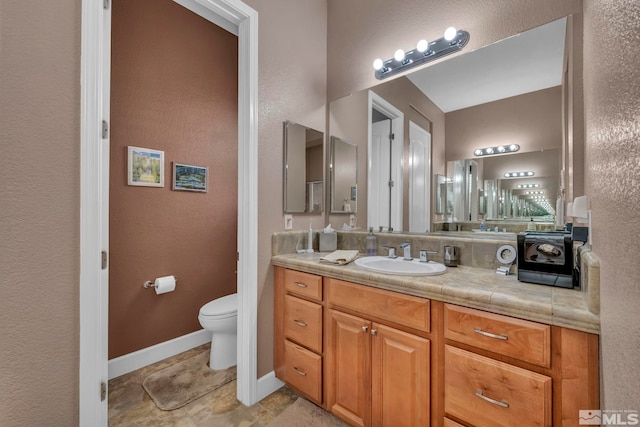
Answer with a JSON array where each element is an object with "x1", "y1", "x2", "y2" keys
[{"x1": 154, "y1": 275, "x2": 176, "y2": 295}]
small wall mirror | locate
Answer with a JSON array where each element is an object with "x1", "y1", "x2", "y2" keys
[
  {"x1": 434, "y1": 174, "x2": 447, "y2": 215},
  {"x1": 330, "y1": 136, "x2": 358, "y2": 214},
  {"x1": 283, "y1": 121, "x2": 324, "y2": 213}
]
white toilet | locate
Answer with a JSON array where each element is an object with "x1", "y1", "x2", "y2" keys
[{"x1": 198, "y1": 293, "x2": 238, "y2": 370}]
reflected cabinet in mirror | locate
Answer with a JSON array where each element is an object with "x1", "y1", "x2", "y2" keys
[
  {"x1": 330, "y1": 136, "x2": 357, "y2": 213},
  {"x1": 327, "y1": 15, "x2": 582, "y2": 231},
  {"x1": 283, "y1": 121, "x2": 324, "y2": 213}
]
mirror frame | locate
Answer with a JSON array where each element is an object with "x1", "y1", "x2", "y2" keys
[{"x1": 283, "y1": 120, "x2": 324, "y2": 213}]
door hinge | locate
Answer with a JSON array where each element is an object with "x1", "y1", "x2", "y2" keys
[
  {"x1": 104, "y1": 0, "x2": 110, "y2": 10},
  {"x1": 388, "y1": 180, "x2": 395, "y2": 188},
  {"x1": 101, "y1": 251, "x2": 108, "y2": 270},
  {"x1": 236, "y1": 252, "x2": 240, "y2": 262},
  {"x1": 390, "y1": 133, "x2": 395, "y2": 141},
  {"x1": 101, "y1": 120, "x2": 109, "y2": 139},
  {"x1": 100, "y1": 382, "x2": 107, "y2": 401}
]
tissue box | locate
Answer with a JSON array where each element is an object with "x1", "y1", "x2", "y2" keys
[{"x1": 319, "y1": 232, "x2": 337, "y2": 252}]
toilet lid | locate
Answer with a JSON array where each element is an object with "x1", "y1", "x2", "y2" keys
[{"x1": 199, "y1": 293, "x2": 238, "y2": 317}]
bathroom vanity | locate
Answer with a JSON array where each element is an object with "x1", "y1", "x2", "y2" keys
[{"x1": 272, "y1": 243, "x2": 600, "y2": 427}]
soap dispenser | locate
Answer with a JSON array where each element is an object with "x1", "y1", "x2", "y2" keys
[
  {"x1": 366, "y1": 227, "x2": 377, "y2": 256},
  {"x1": 527, "y1": 218, "x2": 537, "y2": 231}
]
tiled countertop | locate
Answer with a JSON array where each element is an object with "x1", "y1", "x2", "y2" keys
[{"x1": 272, "y1": 252, "x2": 600, "y2": 335}]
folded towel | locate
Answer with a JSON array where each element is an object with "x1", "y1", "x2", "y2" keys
[{"x1": 319, "y1": 250, "x2": 360, "y2": 265}]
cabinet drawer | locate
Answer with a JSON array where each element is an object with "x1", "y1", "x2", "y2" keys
[
  {"x1": 327, "y1": 278, "x2": 430, "y2": 332},
  {"x1": 444, "y1": 418, "x2": 465, "y2": 427},
  {"x1": 283, "y1": 340, "x2": 322, "y2": 403},
  {"x1": 284, "y1": 269, "x2": 323, "y2": 301},
  {"x1": 284, "y1": 295, "x2": 323, "y2": 353},
  {"x1": 445, "y1": 345, "x2": 551, "y2": 427},
  {"x1": 444, "y1": 304, "x2": 551, "y2": 367}
]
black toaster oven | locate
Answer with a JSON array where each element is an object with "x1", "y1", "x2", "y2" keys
[{"x1": 517, "y1": 231, "x2": 575, "y2": 288}]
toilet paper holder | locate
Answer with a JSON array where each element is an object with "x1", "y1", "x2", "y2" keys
[{"x1": 143, "y1": 276, "x2": 178, "y2": 289}]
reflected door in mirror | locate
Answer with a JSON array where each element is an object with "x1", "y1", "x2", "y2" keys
[{"x1": 284, "y1": 121, "x2": 324, "y2": 213}]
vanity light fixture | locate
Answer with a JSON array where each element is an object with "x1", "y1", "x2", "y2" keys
[
  {"x1": 525, "y1": 191, "x2": 544, "y2": 195},
  {"x1": 504, "y1": 171, "x2": 535, "y2": 178},
  {"x1": 517, "y1": 183, "x2": 541, "y2": 189},
  {"x1": 473, "y1": 144, "x2": 519, "y2": 157},
  {"x1": 373, "y1": 27, "x2": 470, "y2": 80}
]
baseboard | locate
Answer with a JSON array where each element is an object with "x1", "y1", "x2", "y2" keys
[
  {"x1": 257, "y1": 371, "x2": 284, "y2": 401},
  {"x1": 108, "y1": 329, "x2": 211, "y2": 380}
]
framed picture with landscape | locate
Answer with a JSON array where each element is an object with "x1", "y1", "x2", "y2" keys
[
  {"x1": 127, "y1": 146, "x2": 165, "y2": 187},
  {"x1": 172, "y1": 163, "x2": 208, "y2": 193}
]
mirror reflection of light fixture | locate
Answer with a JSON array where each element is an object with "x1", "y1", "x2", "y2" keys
[
  {"x1": 373, "y1": 27, "x2": 470, "y2": 80},
  {"x1": 504, "y1": 171, "x2": 535, "y2": 178},
  {"x1": 517, "y1": 183, "x2": 541, "y2": 188},
  {"x1": 473, "y1": 144, "x2": 520, "y2": 156}
]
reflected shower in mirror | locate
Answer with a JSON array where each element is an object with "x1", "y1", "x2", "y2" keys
[
  {"x1": 330, "y1": 136, "x2": 358, "y2": 213},
  {"x1": 283, "y1": 121, "x2": 324, "y2": 213}
]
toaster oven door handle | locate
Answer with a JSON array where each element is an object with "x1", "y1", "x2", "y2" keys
[{"x1": 474, "y1": 328, "x2": 508, "y2": 340}]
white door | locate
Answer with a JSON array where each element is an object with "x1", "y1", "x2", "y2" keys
[
  {"x1": 370, "y1": 119, "x2": 391, "y2": 230},
  {"x1": 409, "y1": 122, "x2": 431, "y2": 233}
]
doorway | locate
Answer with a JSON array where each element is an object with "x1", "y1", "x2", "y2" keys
[
  {"x1": 367, "y1": 91, "x2": 404, "y2": 231},
  {"x1": 79, "y1": 0, "x2": 258, "y2": 424}
]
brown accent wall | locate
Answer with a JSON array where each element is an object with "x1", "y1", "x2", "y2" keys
[
  {"x1": 109, "y1": 0, "x2": 238, "y2": 358},
  {"x1": 444, "y1": 87, "x2": 563, "y2": 162},
  {"x1": 584, "y1": 0, "x2": 640, "y2": 409}
]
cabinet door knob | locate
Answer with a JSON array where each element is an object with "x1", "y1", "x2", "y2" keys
[
  {"x1": 371, "y1": 329, "x2": 378, "y2": 336},
  {"x1": 362, "y1": 326, "x2": 369, "y2": 332},
  {"x1": 293, "y1": 320, "x2": 307, "y2": 327},
  {"x1": 293, "y1": 282, "x2": 308, "y2": 288},
  {"x1": 474, "y1": 328, "x2": 508, "y2": 340},
  {"x1": 475, "y1": 390, "x2": 509, "y2": 408},
  {"x1": 293, "y1": 366, "x2": 307, "y2": 376}
]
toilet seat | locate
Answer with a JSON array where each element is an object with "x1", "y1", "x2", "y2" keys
[{"x1": 199, "y1": 293, "x2": 237, "y2": 318}]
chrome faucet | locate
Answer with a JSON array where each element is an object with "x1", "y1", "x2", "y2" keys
[
  {"x1": 382, "y1": 245, "x2": 397, "y2": 258},
  {"x1": 399, "y1": 242, "x2": 412, "y2": 260},
  {"x1": 419, "y1": 249, "x2": 439, "y2": 263}
]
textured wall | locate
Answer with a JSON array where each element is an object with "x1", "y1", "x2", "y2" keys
[
  {"x1": 584, "y1": 0, "x2": 640, "y2": 409},
  {"x1": 0, "y1": 1, "x2": 80, "y2": 426},
  {"x1": 109, "y1": 0, "x2": 238, "y2": 358},
  {"x1": 242, "y1": 0, "x2": 328, "y2": 377}
]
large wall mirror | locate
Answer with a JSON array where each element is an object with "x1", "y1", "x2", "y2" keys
[
  {"x1": 283, "y1": 121, "x2": 324, "y2": 213},
  {"x1": 330, "y1": 136, "x2": 358, "y2": 213},
  {"x1": 327, "y1": 15, "x2": 582, "y2": 231}
]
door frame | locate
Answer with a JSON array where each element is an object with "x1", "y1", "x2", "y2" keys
[
  {"x1": 79, "y1": 0, "x2": 259, "y2": 424},
  {"x1": 367, "y1": 91, "x2": 404, "y2": 231}
]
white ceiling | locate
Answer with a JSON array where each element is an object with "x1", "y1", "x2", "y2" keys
[{"x1": 407, "y1": 18, "x2": 567, "y2": 113}]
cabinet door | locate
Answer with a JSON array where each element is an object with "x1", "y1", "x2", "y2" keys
[
  {"x1": 371, "y1": 323, "x2": 430, "y2": 427},
  {"x1": 327, "y1": 309, "x2": 371, "y2": 427}
]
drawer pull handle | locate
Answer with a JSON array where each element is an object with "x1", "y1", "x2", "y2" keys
[
  {"x1": 475, "y1": 390, "x2": 509, "y2": 408},
  {"x1": 474, "y1": 328, "x2": 508, "y2": 340},
  {"x1": 293, "y1": 320, "x2": 307, "y2": 327},
  {"x1": 371, "y1": 329, "x2": 378, "y2": 336},
  {"x1": 293, "y1": 367, "x2": 307, "y2": 376},
  {"x1": 294, "y1": 282, "x2": 308, "y2": 288},
  {"x1": 362, "y1": 326, "x2": 369, "y2": 332}
]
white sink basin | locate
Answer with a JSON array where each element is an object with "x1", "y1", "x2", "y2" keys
[{"x1": 354, "y1": 256, "x2": 447, "y2": 276}]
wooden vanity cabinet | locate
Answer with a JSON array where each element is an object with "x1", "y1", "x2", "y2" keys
[
  {"x1": 326, "y1": 278, "x2": 431, "y2": 427},
  {"x1": 274, "y1": 267, "x2": 324, "y2": 404},
  {"x1": 274, "y1": 266, "x2": 599, "y2": 427}
]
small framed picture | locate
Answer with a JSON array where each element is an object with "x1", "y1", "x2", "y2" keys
[
  {"x1": 172, "y1": 163, "x2": 208, "y2": 193},
  {"x1": 127, "y1": 146, "x2": 164, "y2": 187}
]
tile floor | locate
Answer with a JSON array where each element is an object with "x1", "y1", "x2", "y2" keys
[{"x1": 108, "y1": 344, "x2": 299, "y2": 426}]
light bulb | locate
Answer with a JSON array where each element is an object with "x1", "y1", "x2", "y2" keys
[
  {"x1": 527, "y1": 171, "x2": 534, "y2": 176},
  {"x1": 373, "y1": 58, "x2": 384, "y2": 71},
  {"x1": 497, "y1": 146, "x2": 506, "y2": 152},
  {"x1": 519, "y1": 172, "x2": 526, "y2": 176},
  {"x1": 474, "y1": 149, "x2": 483, "y2": 156},
  {"x1": 394, "y1": 49, "x2": 405, "y2": 62},
  {"x1": 509, "y1": 144, "x2": 519, "y2": 151},
  {"x1": 417, "y1": 39, "x2": 429, "y2": 53},
  {"x1": 504, "y1": 173, "x2": 511, "y2": 178},
  {"x1": 486, "y1": 147, "x2": 494, "y2": 154},
  {"x1": 444, "y1": 27, "x2": 457, "y2": 41}
]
